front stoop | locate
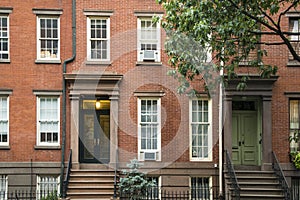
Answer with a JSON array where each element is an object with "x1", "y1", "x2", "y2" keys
[{"x1": 66, "y1": 169, "x2": 118, "y2": 200}]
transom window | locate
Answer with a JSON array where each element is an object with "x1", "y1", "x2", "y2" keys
[
  {"x1": 37, "y1": 96, "x2": 60, "y2": 146},
  {"x1": 191, "y1": 177, "x2": 211, "y2": 200},
  {"x1": 37, "y1": 16, "x2": 60, "y2": 60},
  {"x1": 87, "y1": 17, "x2": 110, "y2": 61},
  {"x1": 0, "y1": 97, "x2": 8, "y2": 146},
  {"x1": 190, "y1": 99, "x2": 212, "y2": 161},
  {"x1": 37, "y1": 175, "x2": 59, "y2": 200},
  {"x1": 137, "y1": 17, "x2": 160, "y2": 62},
  {"x1": 0, "y1": 15, "x2": 9, "y2": 61},
  {"x1": 138, "y1": 98, "x2": 161, "y2": 161}
]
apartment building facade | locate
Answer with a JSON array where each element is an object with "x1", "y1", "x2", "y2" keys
[{"x1": 1, "y1": 0, "x2": 300, "y2": 199}]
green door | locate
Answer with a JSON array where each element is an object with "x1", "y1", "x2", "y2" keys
[{"x1": 232, "y1": 111, "x2": 258, "y2": 165}]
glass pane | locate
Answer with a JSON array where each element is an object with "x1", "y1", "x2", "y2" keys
[{"x1": 290, "y1": 100, "x2": 299, "y2": 129}]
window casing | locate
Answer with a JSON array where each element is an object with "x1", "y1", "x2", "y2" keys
[
  {"x1": 146, "y1": 177, "x2": 160, "y2": 199},
  {"x1": 190, "y1": 99, "x2": 212, "y2": 161},
  {"x1": 289, "y1": 18, "x2": 300, "y2": 60},
  {"x1": 0, "y1": 96, "x2": 8, "y2": 146},
  {"x1": 37, "y1": 16, "x2": 60, "y2": 61},
  {"x1": 137, "y1": 17, "x2": 161, "y2": 62},
  {"x1": 36, "y1": 175, "x2": 59, "y2": 199},
  {"x1": 87, "y1": 17, "x2": 110, "y2": 61},
  {"x1": 190, "y1": 177, "x2": 212, "y2": 200},
  {"x1": 0, "y1": 15, "x2": 9, "y2": 61},
  {"x1": 37, "y1": 96, "x2": 60, "y2": 146},
  {"x1": 138, "y1": 98, "x2": 161, "y2": 161}
]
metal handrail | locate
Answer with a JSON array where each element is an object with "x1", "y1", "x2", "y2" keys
[
  {"x1": 62, "y1": 149, "x2": 72, "y2": 198},
  {"x1": 114, "y1": 148, "x2": 119, "y2": 198},
  {"x1": 272, "y1": 151, "x2": 290, "y2": 200},
  {"x1": 225, "y1": 150, "x2": 240, "y2": 200}
]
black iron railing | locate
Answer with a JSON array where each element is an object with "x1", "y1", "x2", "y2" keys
[
  {"x1": 62, "y1": 149, "x2": 72, "y2": 198},
  {"x1": 225, "y1": 150, "x2": 240, "y2": 200},
  {"x1": 272, "y1": 151, "x2": 290, "y2": 200},
  {"x1": 114, "y1": 148, "x2": 119, "y2": 198}
]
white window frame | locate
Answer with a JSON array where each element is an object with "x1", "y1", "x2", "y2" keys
[
  {"x1": 0, "y1": 96, "x2": 9, "y2": 146},
  {"x1": 137, "y1": 17, "x2": 161, "y2": 62},
  {"x1": 189, "y1": 98, "x2": 212, "y2": 161},
  {"x1": 138, "y1": 98, "x2": 161, "y2": 161},
  {"x1": 36, "y1": 96, "x2": 60, "y2": 147},
  {"x1": 0, "y1": 175, "x2": 7, "y2": 200},
  {"x1": 190, "y1": 176, "x2": 212, "y2": 200},
  {"x1": 87, "y1": 16, "x2": 110, "y2": 61},
  {"x1": 36, "y1": 15, "x2": 60, "y2": 61},
  {"x1": 36, "y1": 175, "x2": 59, "y2": 200},
  {"x1": 0, "y1": 15, "x2": 9, "y2": 61}
]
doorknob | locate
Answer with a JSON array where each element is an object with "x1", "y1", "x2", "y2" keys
[{"x1": 239, "y1": 141, "x2": 241, "y2": 146}]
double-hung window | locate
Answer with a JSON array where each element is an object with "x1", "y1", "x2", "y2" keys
[
  {"x1": 289, "y1": 17, "x2": 300, "y2": 61},
  {"x1": 290, "y1": 99, "x2": 300, "y2": 152},
  {"x1": 191, "y1": 177, "x2": 211, "y2": 200},
  {"x1": 0, "y1": 15, "x2": 9, "y2": 61},
  {"x1": 37, "y1": 96, "x2": 60, "y2": 146},
  {"x1": 0, "y1": 175, "x2": 7, "y2": 200},
  {"x1": 190, "y1": 99, "x2": 212, "y2": 161},
  {"x1": 137, "y1": 17, "x2": 161, "y2": 62},
  {"x1": 87, "y1": 17, "x2": 110, "y2": 61},
  {"x1": 33, "y1": 9, "x2": 62, "y2": 62},
  {"x1": 138, "y1": 98, "x2": 161, "y2": 161},
  {"x1": 0, "y1": 96, "x2": 9, "y2": 146},
  {"x1": 37, "y1": 175, "x2": 59, "y2": 199},
  {"x1": 37, "y1": 16, "x2": 60, "y2": 60}
]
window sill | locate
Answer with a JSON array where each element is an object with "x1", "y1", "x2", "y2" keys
[
  {"x1": 34, "y1": 145, "x2": 61, "y2": 150},
  {"x1": 0, "y1": 59, "x2": 10, "y2": 64},
  {"x1": 0, "y1": 145, "x2": 10, "y2": 150},
  {"x1": 287, "y1": 60, "x2": 300, "y2": 67},
  {"x1": 35, "y1": 59, "x2": 61, "y2": 64},
  {"x1": 85, "y1": 60, "x2": 112, "y2": 66},
  {"x1": 136, "y1": 61, "x2": 162, "y2": 66}
]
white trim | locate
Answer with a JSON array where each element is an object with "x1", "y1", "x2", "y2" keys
[
  {"x1": 189, "y1": 98, "x2": 213, "y2": 161},
  {"x1": 36, "y1": 15, "x2": 60, "y2": 61},
  {"x1": 36, "y1": 96, "x2": 60, "y2": 147},
  {"x1": 137, "y1": 17, "x2": 161, "y2": 62},
  {"x1": 0, "y1": 8, "x2": 13, "y2": 14},
  {"x1": 0, "y1": 96, "x2": 9, "y2": 146},
  {"x1": 32, "y1": 9, "x2": 63, "y2": 15},
  {"x1": 36, "y1": 175, "x2": 60, "y2": 200},
  {"x1": 138, "y1": 97, "x2": 161, "y2": 161},
  {"x1": 190, "y1": 176, "x2": 212, "y2": 200},
  {"x1": 86, "y1": 16, "x2": 110, "y2": 61}
]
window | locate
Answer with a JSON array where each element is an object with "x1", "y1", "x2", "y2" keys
[
  {"x1": 137, "y1": 17, "x2": 161, "y2": 62},
  {"x1": 37, "y1": 175, "x2": 59, "y2": 200},
  {"x1": 0, "y1": 15, "x2": 9, "y2": 61},
  {"x1": 290, "y1": 99, "x2": 300, "y2": 152},
  {"x1": 289, "y1": 18, "x2": 300, "y2": 60},
  {"x1": 0, "y1": 175, "x2": 7, "y2": 200},
  {"x1": 37, "y1": 96, "x2": 60, "y2": 146},
  {"x1": 190, "y1": 99, "x2": 212, "y2": 161},
  {"x1": 37, "y1": 16, "x2": 60, "y2": 61},
  {"x1": 87, "y1": 17, "x2": 110, "y2": 61},
  {"x1": 191, "y1": 177, "x2": 211, "y2": 200},
  {"x1": 138, "y1": 98, "x2": 161, "y2": 161},
  {"x1": 291, "y1": 177, "x2": 300, "y2": 200},
  {"x1": 0, "y1": 97, "x2": 8, "y2": 146},
  {"x1": 146, "y1": 177, "x2": 159, "y2": 199}
]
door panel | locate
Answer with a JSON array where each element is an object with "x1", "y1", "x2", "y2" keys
[{"x1": 232, "y1": 112, "x2": 258, "y2": 165}]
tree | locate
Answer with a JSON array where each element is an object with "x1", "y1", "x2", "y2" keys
[
  {"x1": 118, "y1": 159, "x2": 156, "y2": 200},
  {"x1": 157, "y1": 0, "x2": 300, "y2": 91}
]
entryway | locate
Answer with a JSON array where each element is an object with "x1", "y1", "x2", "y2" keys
[
  {"x1": 79, "y1": 98, "x2": 110, "y2": 164},
  {"x1": 232, "y1": 100, "x2": 262, "y2": 166}
]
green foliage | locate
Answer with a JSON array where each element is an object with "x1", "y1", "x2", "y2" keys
[
  {"x1": 156, "y1": 0, "x2": 300, "y2": 92},
  {"x1": 41, "y1": 191, "x2": 58, "y2": 200},
  {"x1": 293, "y1": 152, "x2": 300, "y2": 169},
  {"x1": 118, "y1": 159, "x2": 156, "y2": 200}
]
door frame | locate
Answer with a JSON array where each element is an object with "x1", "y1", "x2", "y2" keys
[{"x1": 231, "y1": 98, "x2": 262, "y2": 166}]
